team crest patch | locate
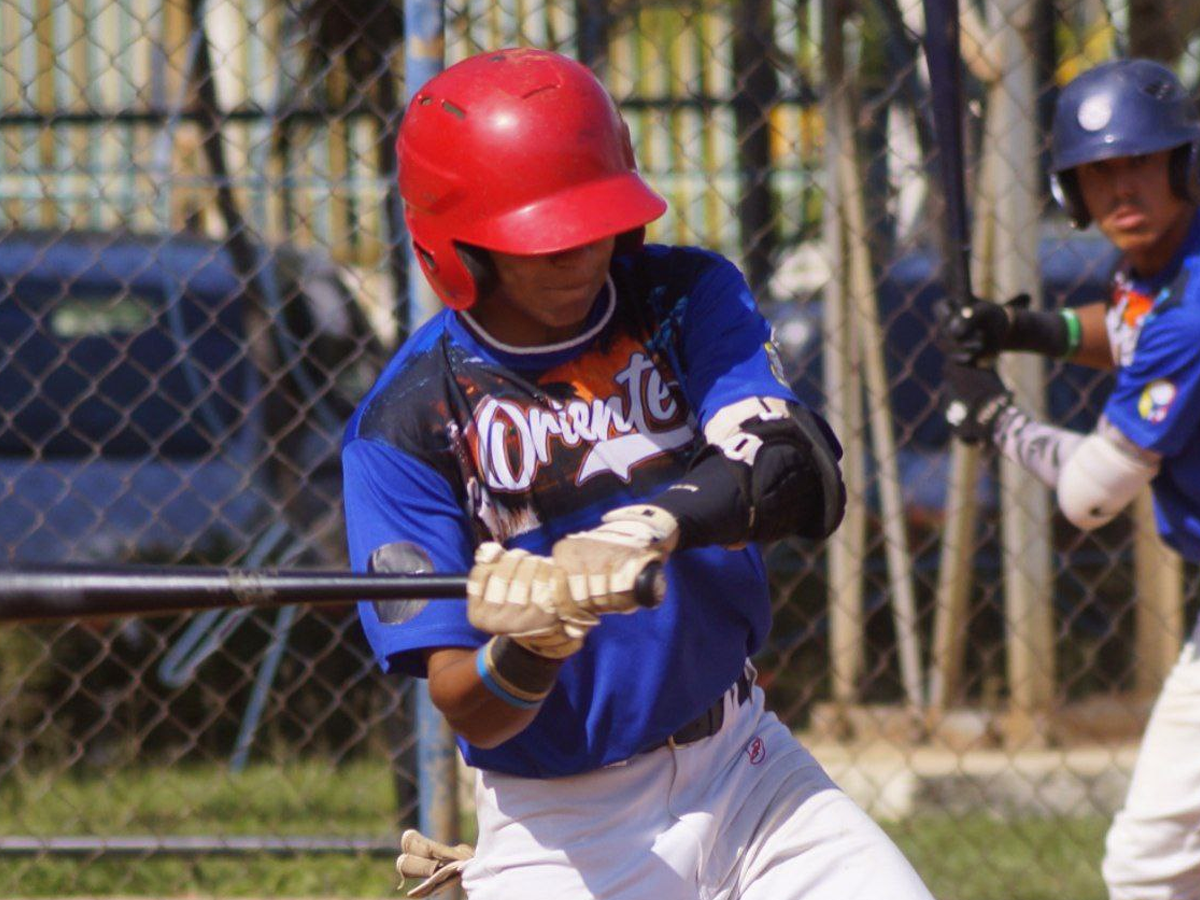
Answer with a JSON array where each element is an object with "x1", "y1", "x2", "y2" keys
[{"x1": 1138, "y1": 379, "x2": 1177, "y2": 424}]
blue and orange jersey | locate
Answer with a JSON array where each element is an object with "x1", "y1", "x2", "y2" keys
[
  {"x1": 1103, "y1": 210, "x2": 1200, "y2": 561},
  {"x1": 342, "y1": 245, "x2": 802, "y2": 777}
]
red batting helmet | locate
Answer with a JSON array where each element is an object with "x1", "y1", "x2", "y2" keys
[{"x1": 396, "y1": 48, "x2": 668, "y2": 310}]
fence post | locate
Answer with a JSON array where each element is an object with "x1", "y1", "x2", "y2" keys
[
  {"x1": 991, "y1": 0, "x2": 1056, "y2": 745},
  {"x1": 929, "y1": 134, "x2": 996, "y2": 713},
  {"x1": 1133, "y1": 489, "x2": 1183, "y2": 698},
  {"x1": 403, "y1": 0, "x2": 460, "y2": 856},
  {"x1": 820, "y1": 0, "x2": 866, "y2": 720},
  {"x1": 834, "y1": 100, "x2": 924, "y2": 718}
]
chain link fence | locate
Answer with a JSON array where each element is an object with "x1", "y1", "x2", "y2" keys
[{"x1": 2, "y1": 0, "x2": 1200, "y2": 896}]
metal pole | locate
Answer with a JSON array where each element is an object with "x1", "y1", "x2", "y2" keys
[
  {"x1": 403, "y1": 0, "x2": 445, "y2": 334},
  {"x1": 402, "y1": 0, "x2": 460, "y2": 860},
  {"x1": 417, "y1": 684, "x2": 460, "y2": 841}
]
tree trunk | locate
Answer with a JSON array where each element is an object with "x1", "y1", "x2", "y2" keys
[
  {"x1": 1128, "y1": 0, "x2": 1200, "y2": 64},
  {"x1": 732, "y1": 0, "x2": 779, "y2": 297}
]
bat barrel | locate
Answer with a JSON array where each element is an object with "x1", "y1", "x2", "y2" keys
[{"x1": 0, "y1": 566, "x2": 468, "y2": 623}]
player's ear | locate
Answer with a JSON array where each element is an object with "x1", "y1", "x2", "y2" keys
[
  {"x1": 456, "y1": 243, "x2": 499, "y2": 302},
  {"x1": 1168, "y1": 142, "x2": 1200, "y2": 204},
  {"x1": 613, "y1": 227, "x2": 647, "y2": 257}
]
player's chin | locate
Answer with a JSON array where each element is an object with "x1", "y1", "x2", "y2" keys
[
  {"x1": 1103, "y1": 221, "x2": 1155, "y2": 252},
  {"x1": 537, "y1": 288, "x2": 601, "y2": 325}
]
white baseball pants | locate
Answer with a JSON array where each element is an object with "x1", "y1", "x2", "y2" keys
[
  {"x1": 459, "y1": 668, "x2": 934, "y2": 900},
  {"x1": 1103, "y1": 633, "x2": 1200, "y2": 900}
]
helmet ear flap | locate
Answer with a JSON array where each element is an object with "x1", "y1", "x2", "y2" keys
[
  {"x1": 412, "y1": 236, "x2": 477, "y2": 310},
  {"x1": 455, "y1": 244, "x2": 498, "y2": 303},
  {"x1": 1051, "y1": 169, "x2": 1091, "y2": 229},
  {"x1": 1169, "y1": 142, "x2": 1200, "y2": 204}
]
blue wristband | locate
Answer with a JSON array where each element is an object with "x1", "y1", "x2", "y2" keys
[{"x1": 475, "y1": 645, "x2": 545, "y2": 710}]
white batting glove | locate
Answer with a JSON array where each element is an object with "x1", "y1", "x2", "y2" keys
[
  {"x1": 466, "y1": 543, "x2": 599, "y2": 659},
  {"x1": 396, "y1": 828, "x2": 474, "y2": 898},
  {"x1": 552, "y1": 504, "x2": 679, "y2": 614}
]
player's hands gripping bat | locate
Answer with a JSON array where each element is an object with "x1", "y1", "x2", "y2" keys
[
  {"x1": 552, "y1": 504, "x2": 679, "y2": 614},
  {"x1": 943, "y1": 362, "x2": 1012, "y2": 444},
  {"x1": 396, "y1": 828, "x2": 474, "y2": 899},
  {"x1": 936, "y1": 294, "x2": 1031, "y2": 364},
  {"x1": 467, "y1": 544, "x2": 600, "y2": 659},
  {"x1": 467, "y1": 513, "x2": 673, "y2": 659},
  {"x1": 937, "y1": 293, "x2": 1075, "y2": 365}
]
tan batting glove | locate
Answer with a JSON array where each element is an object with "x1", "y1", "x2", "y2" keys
[
  {"x1": 552, "y1": 504, "x2": 678, "y2": 615},
  {"x1": 396, "y1": 828, "x2": 474, "y2": 898},
  {"x1": 466, "y1": 543, "x2": 598, "y2": 659}
]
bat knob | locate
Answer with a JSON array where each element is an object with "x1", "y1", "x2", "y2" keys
[{"x1": 633, "y1": 562, "x2": 667, "y2": 609}]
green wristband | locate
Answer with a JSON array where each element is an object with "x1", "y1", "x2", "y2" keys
[{"x1": 1059, "y1": 308, "x2": 1082, "y2": 358}]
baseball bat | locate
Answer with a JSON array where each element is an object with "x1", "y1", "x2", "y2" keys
[
  {"x1": 921, "y1": 0, "x2": 986, "y2": 711},
  {"x1": 922, "y1": 0, "x2": 973, "y2": 308},
  {"x1": 0, "y1": 562, "x2": 666, "y2": 624}
]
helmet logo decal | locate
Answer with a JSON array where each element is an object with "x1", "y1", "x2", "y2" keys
[{"x1": 1078, "y1": 95, "x2": 1113, "y2": 132}]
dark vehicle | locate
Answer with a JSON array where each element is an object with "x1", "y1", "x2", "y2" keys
[{"x1": 0, "y1": 229, "x2": 386, "y2": 565}]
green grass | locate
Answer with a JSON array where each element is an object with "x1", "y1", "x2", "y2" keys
[
  {"x1": 0, "y1": 761, "x2": 1108, "y2": 897},
  {"x1": 887, "y1": 813, "x2": 1108, "y2": 900},
  {"x1": 0, "y1": 760, "x2": 404, "y2": 896}
]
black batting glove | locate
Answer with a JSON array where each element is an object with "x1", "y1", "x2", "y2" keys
[
  {"x1": 943, "y1": 361, "x2": 1013, "y2": 445},
  {"x1": 935, "y1": 294, "x2": 1030, "y2": 365}
]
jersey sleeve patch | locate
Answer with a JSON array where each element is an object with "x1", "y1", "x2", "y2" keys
[
  {"x1": 1137, "y1": 378, "x2": 1178, "y2": 424},
  {"x1": 343, "y1": 438, "x2": 484, "y2": 676}
]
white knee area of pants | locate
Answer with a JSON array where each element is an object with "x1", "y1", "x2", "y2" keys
[
  {"x1": 1102, "y1": 642, "x2": 1200, "y2": 900},
  {"x1": 460, "y1": 670, "x2": 934, "y2": 900},
  {"x1": 731, "y1": 788, "x2": 934, "y2": 900}
]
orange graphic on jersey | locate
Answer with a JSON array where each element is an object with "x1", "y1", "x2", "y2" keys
[{"x1": 1120, "y1": 289, "x2": 1154, "y2": 327}]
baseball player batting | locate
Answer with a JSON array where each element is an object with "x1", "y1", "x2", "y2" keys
[
  {"x1": 343, "y1": 48, "x2": 935, "y2": 900},
  {"x1": 939, "y1": 58, "x2": 1200, "y2": 900}
]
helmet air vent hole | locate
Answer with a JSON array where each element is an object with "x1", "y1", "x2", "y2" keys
[
  {"x1": 1143, "y1": 80, "x2": 1173, "y2": 100},
  {"x1": 441, "y1": 101, "x2": 466, "y2": 119},
  {"x1": 415, "y1": 245, "x2": 437, "y2": 272},
  {"x1": 417, "y1": 94, "x2": 432, "y2": 105}
]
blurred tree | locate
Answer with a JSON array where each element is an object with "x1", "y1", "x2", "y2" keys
[
  {"x1": 1128, "y1": 0, "x2": 1200, "y2": 65},
  {"x1": 275, "y1": 0, "x2": 408, "y2": 327}
]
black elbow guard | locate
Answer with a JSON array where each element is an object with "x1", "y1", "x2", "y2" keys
[
  {"x1": 743, "y1": 406, "x2": 845, "y2": 542},
  {"x1": 654, "y1": 406, "x2": 846, "y2": 548}
]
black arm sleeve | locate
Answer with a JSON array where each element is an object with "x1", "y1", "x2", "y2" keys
[
  {"x1": 1005, "y1": 308, "x2": 1070, "y2": 356},
  {"x1": 650, "y1": 407, "x2": 846, "y2": 550}
]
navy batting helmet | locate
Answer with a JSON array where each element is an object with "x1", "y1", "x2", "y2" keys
[{"x1": 1051, "y1": 58, "x2": 1200, "y2": 228}]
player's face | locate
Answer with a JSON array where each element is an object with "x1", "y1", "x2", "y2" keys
[
  {"x1": 1076, "y1": 150, "x2": 1195, "y2": 275},
  {"x1": 477, "y1": 237, "x2": 617, "y2": 345}
]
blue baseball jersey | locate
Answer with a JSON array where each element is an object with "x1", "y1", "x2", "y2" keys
[
  {"x1": 343, "y1": 245, "x2": 803, "y2": 778},
  {"x1": 1103, "y1": 210, "x2": 1200, "y2": 561}
]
